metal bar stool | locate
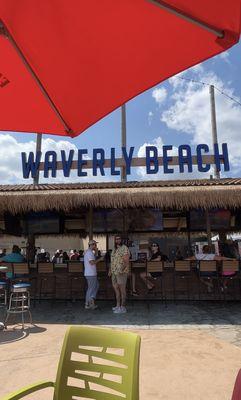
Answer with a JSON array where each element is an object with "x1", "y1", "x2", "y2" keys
[
  {"x1": 0, "y1": 280, "x2": 7, "y2": 307},
  {"x1": 12, "y1": 262, "x2": 37, "y2": 306},
  {"x1": 0, "y1": 265, "x2": 9, "y2": 307},
  {"x1": 4, "y1": 282, "x2": 32, "y2": 329}
]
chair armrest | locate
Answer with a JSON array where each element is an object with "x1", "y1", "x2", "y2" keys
[{"x1": 2, "y1": 380, "x2": 54, "y2": 400}]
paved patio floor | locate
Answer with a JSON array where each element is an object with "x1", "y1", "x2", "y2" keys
[{"x1": 1, "y1": 301, "x2": 241, "y2": 399}]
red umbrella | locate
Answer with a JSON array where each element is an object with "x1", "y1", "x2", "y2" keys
[{"x1": 0, "y1": 0, "x2": 240, "y2": 137}]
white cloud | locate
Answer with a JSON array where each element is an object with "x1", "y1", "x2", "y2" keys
[
  {"x1": 0, "y1": 134, "x2": 116, "y2": 184},
  {"x1": 152, "y1": 87, "x2": 167, "y2": 105},
  {"x1": 161, "y1": 69, "x2": 241, "y2": 174},
  {"x1": 148, "y1": 111, "x2": 154, "y2": 126},
  {"x1": 136, "y1": 136, "x2": 211, "y2": 180},
  {"x1": 214, "y1": 51, "x2": 230, "y2": 65}
]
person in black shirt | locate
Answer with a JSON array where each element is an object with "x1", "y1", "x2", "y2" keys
[{"x1": 140, "y1": 243, "x2": 167, "y2": 290}]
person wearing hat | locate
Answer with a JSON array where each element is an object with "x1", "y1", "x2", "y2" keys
[
  {"x1": 37, "y1": 248, "x2": 48, "y2": 262},
  {"x1": 84, "y1": 240, "x2": 103, "y2": 310}
]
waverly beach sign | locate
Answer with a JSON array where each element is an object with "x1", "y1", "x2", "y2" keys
[{"x1": 21, "y1": 143, "x2": 230, "y2": 179}]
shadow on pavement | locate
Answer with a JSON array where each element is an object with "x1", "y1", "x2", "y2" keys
[
  {"x1": 0, "y1": 324, "x2": 47, "y2": 345},
  {"x1": 26, "y1": 300, "x2": 241, "y2": 327}
]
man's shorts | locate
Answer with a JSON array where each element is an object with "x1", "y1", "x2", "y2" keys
[{"x1": 112, "y1": 273, "x2": 128, "y2": 286}]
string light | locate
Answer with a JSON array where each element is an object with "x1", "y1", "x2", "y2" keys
[{"x1": 176, "y1": 76, "x2": 241, "y2": 107}]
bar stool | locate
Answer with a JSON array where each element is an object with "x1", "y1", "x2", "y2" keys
[
  {"x1": 0, "y1": 265, "x2": 9, "y2": 307},
  {"x1": 174, "y1": 260, "x2": 192, "y2": 301},
  {"x1": 96, "y1": 260, "x2": 108, "y2": 299},
  {"x1": 0, "y1": 280, "x2": 7, "y2": 307},
  {"x1": 4, "y1": 282, "x2": 32, "y2": 329},
  {"x1": 198, "y1": 260, "x2": 221, "y2": 300},
  {"x1": 146, "y1": 261, "x2": 166, "y2": 306},
  {"x1": 38, "y1": 263, "x2": 56, "y2": 301},
  {"x1": 68, "y1": 262, "x2": 85, "y2": 301},
  {"x1": 220, "y1": 260, "x2": 240, "y2": 300}
]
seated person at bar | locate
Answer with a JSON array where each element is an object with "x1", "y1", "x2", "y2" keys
[
  {"x1": 37, "y1": 248, "x2": 49, "y2": 262},
  {"x1": 1, "y1": 245, "x2": 26, "y2": 278},
  {"x1": 187, "y1": 244, "x2": 234, "y2": 292},
  {"x1": 1, "y1": 245, "x2": 25, "y2": 263},
  {"x1": 0, "y1": 249, "x2": 6, "y2": 259},
  {"x1": 140, "y1": 243, "x2": 168, "y2": 291},
  {"x1": 62, "y1": 251, "x2": 69, "y2": 262},
  {"x1": 69, "y1": 249, "x2": 79, "y2": 261}
]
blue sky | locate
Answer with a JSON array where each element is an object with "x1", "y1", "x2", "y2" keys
[{"x1": 1, "y1": 40, "x2": 241, "y2": 184}]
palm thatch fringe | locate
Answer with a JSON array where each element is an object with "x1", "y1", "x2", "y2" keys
[{"x1": 0, "y1": 185, "x2": 240, "y2": 214}]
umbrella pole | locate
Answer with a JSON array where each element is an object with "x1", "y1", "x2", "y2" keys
[
  {"x1": 33, "y1": 133, "x2": 42, "y2": 185},
  {"x1": 147, "y1": 0, "x2": 224, "y2": 38},
  {"x1": 121, "y1": 104, "x2": 127, "y2": 183}
]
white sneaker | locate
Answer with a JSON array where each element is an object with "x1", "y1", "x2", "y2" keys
[
  {"x1": 85, "y1": 304, "x2": 91, "y2": 309},
  {"x1": 89, "y1": 303, "x2": 98, "y2": 310},
  {"x1": 112, "y1": 306, "x2": 119, "y2": 311},
  {"x1": 89, "y1": 299, "x2": 98, "y2": 310},
  {"x1": 113, "y1": 306, "x2": 127, "y2": 314},
  {"x1": 113, "y1": 307, "x2": 122, "y2": 314}
]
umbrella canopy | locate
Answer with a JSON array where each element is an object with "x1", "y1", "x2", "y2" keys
[{"x1": 0, "y1": 0, "x2": 240, "y2": 137}]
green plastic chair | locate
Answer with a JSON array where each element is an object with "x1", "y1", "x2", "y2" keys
[{"x1": 2, "y1": 325, "x2": 141, "y2": 400}]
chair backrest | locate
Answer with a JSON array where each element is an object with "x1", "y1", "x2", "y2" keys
[
  {"x1": 147, "y1": 261, "x2": 163, "y2": 273},
  {"x1": 163, "y1": 261, "x2": 174, "y2": 269},
  {"x1": 68, "y1": 262, "x2": 84, "y2": 273},
  {"x1": 222, "y1": 260, "x2": 239, "y2": 273},
  {"x1": 0, "y1": 262, "x2": 13, "y2": 274},
  {"x1": 13, "y1": 263, "x2": 29, "y2": 275},
  {"x1": 199, "y1": 260, "x2": 217, "y2": 272},
  {"x1": 97, "y1": 260, "x2": 107, "y2": 273},
  {"x1": 54, "y1": 263, "x2": 68, "y2": 269},
  {"x1": 131, "y1": 261, "x2": 147, "y2": 269},
  {"x1": 175, "y1": 260, "x2": 191, "y2": 272},
  {"x1": 54, "y1": 326, "x2": 141, "y2": 400},
  {"x1": 231, "y1": 369, "x2": 241, "y2": 400},
  {"x1": 38, "y1": 262, "x2": 54, "y2": 274}
]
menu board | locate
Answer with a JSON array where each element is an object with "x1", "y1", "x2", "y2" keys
[
  {"x1": 93, "y1": 208, "x2": 163, "y2": 233},
  {"x1": 189, "y1": 209, "x2": 231, "y2": 230},
  {"x1": 126, "y1": 208, "x2": 163, "y2": 232},
  {"x1": 93, "y1": 209, "x2": 124, "y2": 232},
  {"x1": 26, "y1": 212, "x2": 60, "y2": 234}
]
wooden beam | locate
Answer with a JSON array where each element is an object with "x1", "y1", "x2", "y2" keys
[{"x1": 38, "y1": 155, "x2": 222, "y2": 171}]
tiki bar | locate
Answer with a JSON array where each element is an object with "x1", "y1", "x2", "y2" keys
[{"x1": 0, "y1": 177, "x2": 241, "y2": 303}]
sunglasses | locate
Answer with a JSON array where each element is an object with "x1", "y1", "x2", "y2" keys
[{"x1": 151, "y1": 244, "x2": 158, "y2": 247}]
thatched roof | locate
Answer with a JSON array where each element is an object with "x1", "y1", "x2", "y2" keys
[{"x1": 0, "y1": 178, "x2": 241, "y2": 214}]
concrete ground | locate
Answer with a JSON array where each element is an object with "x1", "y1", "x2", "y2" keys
[{"x1": 1, "y1": 301, "x2": 241, "y2": 399}]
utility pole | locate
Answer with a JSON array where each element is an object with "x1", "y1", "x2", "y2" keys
[
  {"x1": 209, "y1": 85, "x2": 220, "y2": 179},
  {"x1": 121, "y1": 104, "x2": 127, "y2": 183},
  {"x1": 33, "y1": 133, "x2": 42, "y2": 185}
]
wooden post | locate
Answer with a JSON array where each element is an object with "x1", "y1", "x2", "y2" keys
[
  {"x1": 205, "y1": 210, "x2": 212, "y2": 246},
  {"x1": 186, "y1": 212, "x2": 192, "y2": 255},
  {"x1": 88, "y1": 207, "x2": 93, "y2": 241},
  {"x1": 26, "y1": 234, "x2": 36, "y2": 263},
  {"x1": 33, "y1": 133, "x2": 42, "y2": 185},
  {"x1": 121, "y1": 104, "x2": 127, "y2": 183},
  {"x1": 209, "y1": 85, "x2": 220, "y2": 179}
]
